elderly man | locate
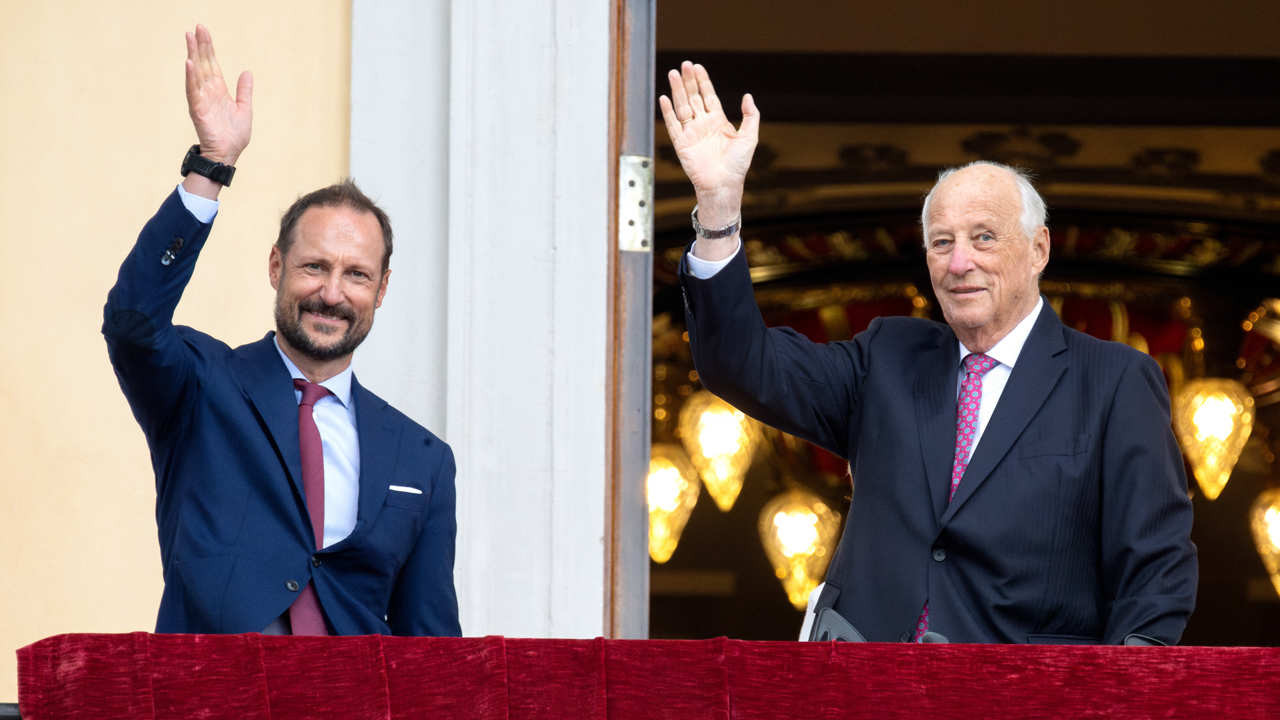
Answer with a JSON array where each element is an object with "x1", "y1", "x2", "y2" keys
[
  {"x1": 103, "y1": 26, "x2": 459, "y2": 637},
  {"x1": 661, "y1": 61, "x2": 1196, "y2": 644}
]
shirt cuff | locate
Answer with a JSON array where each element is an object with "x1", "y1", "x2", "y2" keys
[
  {"x1": 684, "y1": 239, "x2": 741, "y2": 279},
  {"x1": 176, "y1": 183, "x2": 219, "y2": 224}
]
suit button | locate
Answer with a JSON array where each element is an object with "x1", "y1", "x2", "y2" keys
[
  {"x1": 285, "y1": 580, "x2": 300, "y2": 592},
  {"x1": 311, "y1": 556, "x2": 322, "y2": 567},
  {"x1": 932, "y1": 548, "x2": 947, "y2": 562},
  {"x1": 898, "y1": 632, "x2": 910, "y2": 643}
]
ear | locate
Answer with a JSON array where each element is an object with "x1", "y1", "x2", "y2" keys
[
  {"x1": 269, "y1": 246, "x2": 283, "y2": 291},
  {"x1": 1030, "y1": 226, "x2": 1050, "y2": 275},
  {"x1": 375, "y1": 268, "x2": 391, "y2": 309}
]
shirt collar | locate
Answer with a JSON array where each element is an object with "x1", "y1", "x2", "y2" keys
[
  {"x1": 273, "y1": 335, "x2": 354, "y2": 408},
  {"x1": 957, "y1": 296, "x2": 1044, "y2": 370}
]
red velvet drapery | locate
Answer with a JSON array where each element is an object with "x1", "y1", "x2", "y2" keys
[{"x1": 17, "y1": 633, "x2": 1280, "y2": 719}]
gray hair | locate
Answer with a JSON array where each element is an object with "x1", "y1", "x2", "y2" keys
[{"x1": 920, "y1": 160, "x2": 1047, "y2": 246}]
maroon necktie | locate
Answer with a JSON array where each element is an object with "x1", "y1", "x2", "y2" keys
[
  {"x1": 913, "y1": 353, "x2": 998, "y2": 641},
  {"x1": 288, "y1": 378, "x2": 331, "y2": 636}
]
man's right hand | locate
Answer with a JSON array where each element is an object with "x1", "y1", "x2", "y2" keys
[
  {"x1": 659, "y1": 61, "x2": 759, "y2": 261},
  {"x1": 183, "y1": 24, "x2": 252, "y2": 196}
]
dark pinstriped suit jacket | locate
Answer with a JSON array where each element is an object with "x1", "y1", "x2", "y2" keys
[{"x1": 681, "y1": 248, "x2": 1197, "y2": 644}]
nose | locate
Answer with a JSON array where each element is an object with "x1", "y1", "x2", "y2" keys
[
  {"x1": 947, "y1": 239, "x2": 974, "y2": 276},
  {"x1": 319, "y1": 270, "x2": 344, "y2": 305}
]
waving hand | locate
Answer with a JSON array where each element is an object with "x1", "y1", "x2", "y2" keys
[
  {"x1": 184, "y1": 24, "x2": 253, "y2": 166},
  {"x1": 659, "y1": 61, "x2": 759, "y2": 258}
]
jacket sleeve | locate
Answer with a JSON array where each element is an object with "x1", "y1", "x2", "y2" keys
[
  {"x1": 389, "y1": 440, "x2": 462, "y2": 637},
  {"x1": 1099, "y1": 351, "x2": 1199, "y2": 644},
  {"x1": 102, "y1": 189, "x2": 215, "y2": 444},
  {"x1": 680, "y1": 245, "x2": 875, "y2": 459}
]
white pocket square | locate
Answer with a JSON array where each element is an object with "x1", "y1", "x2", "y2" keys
[{"x1": 388, "y1": 485, "x2": 423, "y2": 495}]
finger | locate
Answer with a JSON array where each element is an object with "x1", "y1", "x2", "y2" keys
[
  {"x1": 739, "y1": 93, "x2": 760, "y2": 142},
  {"x1": 658, "y1": 95, "x2": 682, "y2": 141},
  {"x1": 694, "y1": 64, "x2": 722, "y2": 115},
  {"x1": 236, "y1": 70, "x2": 254, "y2": 110},
  {"x1": 680, "y1": 61, "x2": 704, "y2": 114},
  {"x1": 667, "y1": 68, "x2": 691, "y2": 121},
  {"x1": 185, "y1": 58, "x2": 197, "y2": 100},
  {"x1": 205, "y1": 34, "x2": 226, "y2": 88},
  {"x1": 195, "y1": 24, "x2": 216, "y2": 80},
  {"x1": 680, "y1": 61, "x2": 698, "y2": 104},
  {"x1": 186, "y1": 31, "x2": 205, "y2": 94}
]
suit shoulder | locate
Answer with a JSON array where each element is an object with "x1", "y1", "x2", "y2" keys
[
  {"x1": 177, "y1": 325, "x2": 234, "y2": 354},
  {"x1": 860, "y1": 315, "x2": 952, "y2": 350},
  {"x1": 359, "y1": 386, "x2": 451, "y2": 452},
  {"x1": 1061, "y1": 325, "x2": 1154, "y2": 371}
]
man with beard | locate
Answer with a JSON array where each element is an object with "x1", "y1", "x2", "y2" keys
[{"x1": 103, "y1": 25, "x2": 459, "y2": 636}]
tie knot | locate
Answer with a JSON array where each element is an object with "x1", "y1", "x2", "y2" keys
[
  {"x1": 963, "y1": 353, "x2": 997, "y2": 376},
  {"x1": 294, "y1": 378, "x2": 332, "y2": 407}
]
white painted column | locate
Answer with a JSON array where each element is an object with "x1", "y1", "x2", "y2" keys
[
  {"x1": 349, "y1": 0, "x2": 452, "y2": 432},
  {"x1": 351, "y1": 0, "x2": 612, "y2": 638}
]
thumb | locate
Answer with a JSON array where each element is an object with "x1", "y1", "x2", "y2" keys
[
  {"x1": 739, "y1": 93, "x2": 760, "y2": 142},
  {"x1": 236, "y1": 70, "x2": 254, "y2": 109}
]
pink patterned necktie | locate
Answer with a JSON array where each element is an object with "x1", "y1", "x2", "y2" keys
[
  {"x1": 289, "y1": 378, "x2": 331, "y2": 636},
  {"x1": 913, "y1": 352, "x2": 998, "y2": 641}
]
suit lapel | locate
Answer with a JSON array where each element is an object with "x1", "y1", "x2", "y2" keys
[
  {"x1": 349, "y1": 377, "x2": 400, "y2": 538},
  {"x1": 234, "y1": 333, "x2": 306, "y2": 503},
  {"x1": 913, "y1": 330, "x2": 960, "y2": 523},
  {"x1": 940, "y1": 303, "x2": 1068, "y2": 526}
]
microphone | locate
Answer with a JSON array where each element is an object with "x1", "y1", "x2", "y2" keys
[{"x1": 808, "y1": 607, "x2": 868, "y2": 642}]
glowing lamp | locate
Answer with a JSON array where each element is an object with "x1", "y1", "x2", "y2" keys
[
  {"x1": 1172, "y1": 378, "x2": 1254, "y2": 500},
  {"x1": 759, "y1": 489, "x2": 841, "y2": 610},
  {"x1": 677, "y1": 390, "x2": 761, "y2": 511},
  {"x1": 1251, "y1": 489, "x2": 1280, "y2": 600},
  {"x1": 647, "y1": 443, "x2": 700, "y2": 564}
]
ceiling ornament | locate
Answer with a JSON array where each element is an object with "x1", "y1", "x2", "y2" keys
[{"x1": 960, "y1": 126, "x2": 1080, "y2": 169}]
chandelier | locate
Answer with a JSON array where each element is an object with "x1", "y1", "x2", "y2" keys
[
  {"x1": 758, "y1": 489, "x2": 841, "y2": 609},
  {"x1": 646, "y1": 443, "x2": 701, "y2": 564},
  {"x1": 677, "y1": 390, "x2": 762, "y2": 511},
  {"x1": 1251, "y1": 489, "x2": 1280, "y2": 600},
  {"x1": 1172, "y1": 378, "x2": 1255, "y2": 500}
]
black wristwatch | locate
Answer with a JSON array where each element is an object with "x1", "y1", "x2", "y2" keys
[{"x1": 180, "y1": 144, "x2": 236, "y2": 187}]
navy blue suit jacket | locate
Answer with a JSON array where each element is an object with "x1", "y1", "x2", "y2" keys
[
  {"x1": 103, "y1": 190, "x2": 460, "y2": 637},
  {"x1": 682, "y1": 249, "x2": 1197, "y2": 644}
]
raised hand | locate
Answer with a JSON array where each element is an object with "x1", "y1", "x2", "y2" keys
[
  {"x1": 659, "y1": 61, "x2": 759, "y2": 238},
  {"x1": 185, "y1": 25, "x2": 252, "y2": 166}
]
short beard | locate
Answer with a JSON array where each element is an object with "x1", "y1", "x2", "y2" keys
[{"x1": 274, "y1": 295, "x2": 369, "y2": 362}]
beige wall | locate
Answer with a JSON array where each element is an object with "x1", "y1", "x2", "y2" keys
[{"x1": 0, "y1": 2, "x2": 350, "y2": 700}]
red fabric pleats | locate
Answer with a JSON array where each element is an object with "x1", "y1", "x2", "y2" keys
[{"x1": 17, "y1": 633, "x2": 1280, "y2": 719}]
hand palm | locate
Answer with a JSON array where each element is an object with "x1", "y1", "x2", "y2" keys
[
  {"x1": 185, "y1": 26, "x2": 252, "y2": 163},
  {"x1": 673, "y1": 110, "x2": 755, "y2": 194},
  {"x1": 659, "y1": 62, "x2": 759, "y2": 206},
  {"x1": 189, "y1": 74, "x2": 252, "y2": 159}
]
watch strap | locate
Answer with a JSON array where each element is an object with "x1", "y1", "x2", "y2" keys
[
  {"x1": 691, "y1": 204, "x2": 741, "y2": 240},
  {"x1": 180, "y1": 144, "x2": 236, "y2": 187}
]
